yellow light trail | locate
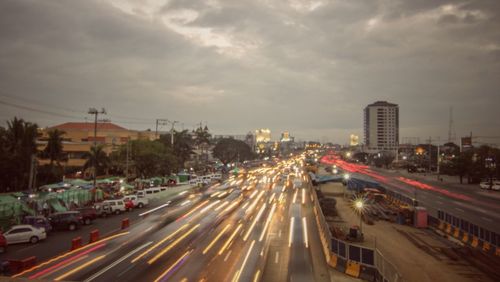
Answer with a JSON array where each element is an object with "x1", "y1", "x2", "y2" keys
[
  {"x1": 233, "y1": 240, "x2": 256, "y2": 282},
  {"x1": 302, "y1": 189, "x2": 305, "y2": 205},
  {"x1": 302, "y1": 217, "x2": 309, "y2": 248},
  {"x1": 214, "y1": 201, "x2": 229, "y2": 211},
  {"x1": 203, "y1": 224, "x2": 231, "y2": 255},
  {"x1": 249, "y1": 190, "x2": 258, "y2": 199},
  {"x1": 243, "y1": 203, "x2": 267, "y2": 241},
  {"x1": 182, "y1": 200, "x2": 209, "y2": 219},
  {"x1": 292, "y1": 190, "x2": 298, "y2": 204},
  {"x1": 148, "y1": 224, "x2": 200, "y2": 264},
  {"x1": 253, "y1": 270, "x2": 261, "y2": 282},
  {"x1": 218, "y1": 223, "x2": 243, "y2": 255},
  {"x1": 268, "y1": 193, "x2": 276, "y2": 204},
  {"x1": 131, "y1": 224, "x2": 188, "y2": 263},
  {"x1": 199, "y1": 200, "x2": 220, "y2": 215},
  {"x1": 55, "y1": 255, "x2": 105, "y2": 281},
  {"x1": 259, "y1": 203, "x2": 277, "y2": 242},
  {"x1": 12, "y1": 232, "x2": 129, "y2": 278},
  {"x1": 289, "y1": 217, "x2": 295, "y2": 247},
  {"x1": 223, "y1": 200, "x2": 240, "y2": 213},
  {"x1": 210, "y1": 191, "x2": 221, "y2": 198},
  {"x1": 153, "y1": 251, "x2": 191, "y2": 282},
  {"x1": 246, "y1": 190, "x2": 265, "y2": 214}
]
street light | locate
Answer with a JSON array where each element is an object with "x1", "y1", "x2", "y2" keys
[{"x1": 354, "y1": 199, "x2": 365, "y2": 234}]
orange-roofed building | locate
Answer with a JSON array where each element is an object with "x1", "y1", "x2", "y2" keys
[{"x1": 37, "y1": 122, "x2": 157, "y2": 170}]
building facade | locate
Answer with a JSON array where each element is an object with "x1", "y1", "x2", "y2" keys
[
  {"x1": 37, "y1": 122, "x2": 157, "y2": 168},
  {"x1": 363, "y1": 101, "x2": 399, "y2": 152}
]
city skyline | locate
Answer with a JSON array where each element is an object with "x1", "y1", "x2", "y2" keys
[{"x1": 1, "y1": 1, "x2": 499, "y2": 144}]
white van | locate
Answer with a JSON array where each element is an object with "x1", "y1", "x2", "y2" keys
[
  {"x1": 136, "y1": 187, "x2": 168, "y2": 199},
  {"x1": 103, "y1": 199, "x2": 127, "y2": 214},
  {"x1": 211, "y1": 174, "x2": 222, "y2": 180}
]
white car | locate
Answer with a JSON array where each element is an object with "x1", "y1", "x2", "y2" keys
[
  {"x1": 3, "y1": 225, "x2": 47, "y2": 244},
  {"x1": 103, "y1": 199, "x2": 127, "y2": 214},
  {"x1": 123, "y1": 195, "x2": 149, "y2": 208},
  {"x1": 479, "y1": 181, "x2": 500, "y2": 191}
]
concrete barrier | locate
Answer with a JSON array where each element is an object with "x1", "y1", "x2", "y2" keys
[
  {"x1": 71, "y1": 236, "x2": 82, "y2": 250},
  {"x1": 21, "y1": 256, "x2": 36, "y2": 270},
  {"x1": 121, "y1": 218, "x2": 130, "y2": 229},
  {"x1": 89, "y1": 229, "x2": 100, "y2": 243},
  {"x1": 345, "y1": 261, "x2": 361, "y2": 278}
]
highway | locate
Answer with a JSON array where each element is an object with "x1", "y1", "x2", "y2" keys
[
  {"x1": 321, "y1": 154, "x2": 500, "y2": 234},
  {"x1": 13, "y1": 158, "x2": 332, "y2": 282}
]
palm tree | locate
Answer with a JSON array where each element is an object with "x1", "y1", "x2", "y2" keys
[
  {"x1": 2, "y1": 117, "x2": 39, "y2": 191},
  {"x1": 83, "y1": 145, "x2": 110, "y2": 177},
  {"x1": 43, "y1": 129, "x2": 67, "y2": 166}
]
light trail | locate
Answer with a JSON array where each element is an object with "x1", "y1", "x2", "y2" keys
[
  {"x1": 292, "y1": 190, "x2": 298, "y2": 204},
  {"x1": 302, "y1": 217, "x2": 309, "y2": 248},
  {"x1": 246, "y1": 190, "x2": 265, "y2": 214},
  {"x1": 268, "y1": 193, "x2": 276, "y2": 204},
  {"x1": 259, "y1": 203, "x2": 277, "y2": 242},
  {"x1": 218, "y1": 223, "x2": 243, "y2": 255},
  {"x1": 199, "y1": 200, "x2": 221, "y2": 215},
  {"x1": 14, "y1": 232, "x2": 129, "y2": 278},
  {"x1": 153, "y1": 251, "x2": 191, "y2": 282},
  {"x1": 243, "y1": 203, "x2": 267, "y2": 241},
  {"x1": 210, "y1": 191, "x2": 221, "y2": 198},
  {"x1": 253, "y1": 270, "x2": 261, "y2": 282},
  {"x1": 203, "y1": 224, "x2": 231, "y2": 254},
  {"x1": 214, "y1": 201, "x2": 229, "y2": 211},
  {"x1": 28, "y1": 243, "x2": 106, "y2": 279},
  {"x1": 84, "y1": 242, "x2": 152, "y2": 281},
  {"x1": 131, "y1": 224, "x2": 188, "y2": 263},
  {"x1": 139, "y1": 202, "x2": 170, "y2": 217},
  {"x1": 148, "y1": 224, "x2": 200, "y2": 264},
  {"x1": 302, "y1": 189, "x2": 305, "y2": 205},
  {"x1": 249, "y1": 190, "x2": 258, "y2": 199},
  {"x1": 177, "y1": 200, "x2": 209, "y2": 220},
  {"x1": 223, "y1": 200, "x2": 240, "y2": 213},
  {"x1": 289, "y1": 217, "x2": 295, "y2": 247},
  {"x1": 55, "y1": 255, "x2": 105, "y2": 281},
  {"x1": 233, "y1": 240, "x2": 256, "y2": 282}
]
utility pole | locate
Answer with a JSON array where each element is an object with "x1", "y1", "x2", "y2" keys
[
  {"x1": 125, "y1": 139, "x2": 130, "y2": 180},
  {"x1": 28, "y1": 154, "x2": 37, "y2": 194},
  {"x1": 88, "y1": 107, "x2": 106, "y2": 193},
  {"x1": 170, "y1": 120, "x2": 179, "y2": 146}
]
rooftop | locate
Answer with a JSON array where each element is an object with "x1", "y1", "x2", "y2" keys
[
  {"x1": 366, "y1": 101, "x2": 398, "y2": 107},
  {"x1": 50, "y1": 122, "x2": 128, "y2": 131}
]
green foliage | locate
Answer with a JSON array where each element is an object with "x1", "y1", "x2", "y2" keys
[
  {"x1": 213, "y1": 138, "x2": 254, "y2": 165},
  {"x1": 0, "y1": 117, "x2": 39, "y2": 191},
  {"x1": 41, "y1": 129, "x2": 67, "y2": 165},
  {"x1": 83, "y1": 145, "x2": 110, "y2": 177},
  {"x1": 159, "y1": 130, "x2": 194, "y2": 168}
]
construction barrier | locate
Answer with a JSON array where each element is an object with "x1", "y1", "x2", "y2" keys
[
  {"x1": 310, "y1": 181, "x2": 401, "y2": 281},
  {"x1": 89, "y1": 229, "x2": 100, "y2": 243},
  {"x1": 21, "y1": 256, "x2": 36, "y2": 270},
  {"x1": 71, "y1": 236, "x2": 82, "y2": 250},
  {"x1": 121, "y1": 218, "x2": 130, "y2": 229},
  {"x1": 6, "y1": 260, "x2": 24, "y2": 275}
]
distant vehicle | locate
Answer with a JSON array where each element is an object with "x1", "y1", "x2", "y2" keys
[
  {"x1": 136, "y1": 187, "x2": 168, "y2": 199},
  {"x1": 479, "y1": 181, "x2": 500, "y2": 191},
  {"x1": 22, "y1": 216, "x2": 52, "y2": 233},
  {"x1": 103, "y1": 199, "x2": 127, "y2": 214},
  {"x1": 3, "y1": 225, "x2": 47, "y2": 244},
  {"x1": 94, "y1": 202, "x2": 112, "y2": 217},
  {"x1": 75, "y1": 207, "x2": 98, "y2": 225},
  {"x1": 48, "y1": 211, "x2": 83, "y2": 231},
  {"x1": 123, "y1": 195, "x2": 149, "y2": 208},
  {"x1": 0, "y1": 233, "x2": 6, "y2": 253}
]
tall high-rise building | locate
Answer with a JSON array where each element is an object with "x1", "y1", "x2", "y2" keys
[{"x1": 363, "y1": 101, "x2": 399, "y2": 152}]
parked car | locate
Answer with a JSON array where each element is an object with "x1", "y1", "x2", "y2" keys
[
  {"x1": 22, "y1": 216, "x2": 52, "y2": 233},
  {"x1": 75, "y1": 207, "x2": 98, "y2": 225},
  {"x1": 48, "y1": 211, "x2": 83, "y2": 231},
  {"x1": 123, "y1": 195, "x2": 149, "y2": 208},
  {"x1": 94, "y1": 202, "x2": 113, "y2": 217},
  {"x1": 479, "y1": 180, "x2": 500, "y2": 191},
  {"x1": 3, "y1": 225, "x2": 46, "y2": 244},
  {"x1": 102, "y1": 199, "x2": 126, "y2": 214},
  {"x1": 0, "y1": 233, "x2": 6, "y2": 253}
]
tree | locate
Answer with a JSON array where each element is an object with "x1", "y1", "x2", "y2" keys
[
  {"x1": 42, "y1": 129, "x2": 67, "y2": 166},
  {"x1": 83, "y1": 145, "x2": 110, "y2": 177},
  {"x1": 193, "y1": 126, "x2": 211, "y2": 147},
  {"x1": 0, "y1": 117, "x2": 39, "y2": 191},
  {"x1": 213, "y1": 138, "x2": 254, "y2": 166},
  {"x1": 159, "y1": 130, "x2": 194, "y2": 168}
]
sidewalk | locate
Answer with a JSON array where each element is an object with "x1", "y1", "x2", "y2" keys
[{"x1": 319, "y1": 182, "x2": 493, "y2": 282}]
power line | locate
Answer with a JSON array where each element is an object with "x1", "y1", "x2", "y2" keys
[{"x1": 0, "y1": 99, "x2": 83, "y2": 120}]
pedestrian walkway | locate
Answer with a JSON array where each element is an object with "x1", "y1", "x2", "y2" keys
[{"x1": 319, "y1": 182, "x2": 493, "y2": 282}]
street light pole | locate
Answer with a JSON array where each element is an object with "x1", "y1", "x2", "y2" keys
[{"x1": 88, "y1": 107, "x2": 106, "y2": 198}]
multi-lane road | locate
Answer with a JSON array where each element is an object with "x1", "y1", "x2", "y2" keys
[
  {"x1": 12, "y1": 159, "x2": 332, "y2": 282},
  {"x1": 321, "y1": 154, "x2": 500, "y2": 234}
]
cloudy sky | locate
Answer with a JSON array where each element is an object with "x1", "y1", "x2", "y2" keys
[{"x1": 0, "y1": 0, "x2": 499, "y2": 144}]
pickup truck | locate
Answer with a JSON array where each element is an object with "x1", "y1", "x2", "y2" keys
[{"x1": 123, "y1": 195, "x2": 149, "y2": 208}]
